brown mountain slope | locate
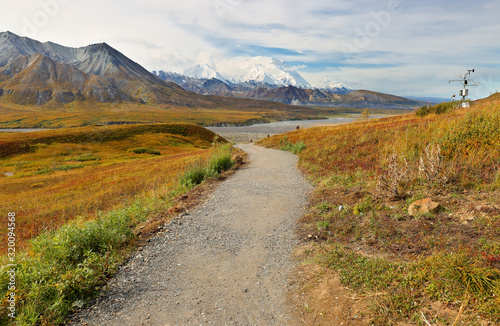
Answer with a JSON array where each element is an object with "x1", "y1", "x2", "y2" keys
[
  {"x1": 0, "y1": 32, "x2": 315, "y2": 115},
  {"x1": 0, "y1": 53, "x2": 135, "y2": 105}
]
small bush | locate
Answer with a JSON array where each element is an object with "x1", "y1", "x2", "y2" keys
[
  {"x1": 377, "y1": 150, "x2": 411, "y2": 198},
  {"x1": 209, "y1": 154, "x2": 234, "y2": 174},
  {"x1": 416, "y1": 102, "x2": 456, "y2": 117},
  {"x1": 179, "y1": 144, "x2": 236, "y2": 188},
  {"x1": 179, "y1": 166, "x2": 208, "y2": 188},
  {"x1": 417, "y1": 143, "x2": 450, "y2": 191},
  {"x1": 129, "y1": 147, "x2": 161, "y2": 155}
]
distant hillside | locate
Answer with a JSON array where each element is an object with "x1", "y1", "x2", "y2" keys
[{"x1": 338, "y1": 90, "x2": 425, "y2": 108}]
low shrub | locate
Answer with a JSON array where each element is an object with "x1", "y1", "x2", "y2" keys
[
  {"x1": 72, "y1": 154, "x2": 100, "y2": 162},
  {"x1": 209, "y1": 153, "x2": 234, "y2": 174},
  {"x1": 129, "y1": 147, "x2": 161, "y2": 155},
  {"x1": 35, "y1": 164, "x2": 84, "y2": 175},
  {"x1": 179, "y1": 166, "x2": 208, "y2": 188},
  {"x1": 415, "y1": 101, "x2": 456, "y2": 117}
]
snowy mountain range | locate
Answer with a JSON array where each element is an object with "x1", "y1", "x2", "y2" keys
[
  {"x1": 236, "y1": 57, "x2": 312, "y2": 88},
  {"x1": 0, "y1": 31, "x2": 422, "y2": 110},
  {"x1": 175, "y1": 58, "x2": 355, "y2": 97},
  {"x1": 154, "y1": 58, "x2": 366, "y2": 106},
  {"x1": 182, "y1": 57, "x2": 315, "y2": 89},
  {"x1": 154, "y1": 66, "x2": 423, "y2": 109}
]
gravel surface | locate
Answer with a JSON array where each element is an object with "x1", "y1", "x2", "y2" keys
[{"x1": 68, "y1": 143, "x2": 312, "y2": 326}]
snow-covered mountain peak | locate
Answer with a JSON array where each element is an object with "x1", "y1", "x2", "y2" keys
[
  {"x1": 183, "y1": 63, "x2": 226, "y2": 81},
  {"x1": 238, "y1": 56, "x2": 312, "y2": 88},
  {"x1": 322, "y1": 79, "x2": 353, "y2": 95}
]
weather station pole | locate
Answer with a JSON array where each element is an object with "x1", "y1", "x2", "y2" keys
[{"x1": 449, "y1": 69, "x2": 479, "y2": 108}]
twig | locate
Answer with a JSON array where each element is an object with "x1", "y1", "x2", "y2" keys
[
  {"x1": 420, "y1": 311, "x2": 433, "y2": 326},
  {"x1": 311, "y1": 309, "x2": 320, "y2": 326},
  {"x1": 451, "y1": 293, "x2": 469, "y2": 326}
]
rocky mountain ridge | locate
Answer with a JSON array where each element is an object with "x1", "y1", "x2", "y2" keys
[
  {"x1": 0, "y1": 31, "x2": 425, "y2": 109},
  {"x1": 154, "y1": 70, "x2": 424, "y2": 109},
  {"x1": 0, "y1": 31, "x2": 211, "y2": 106}
]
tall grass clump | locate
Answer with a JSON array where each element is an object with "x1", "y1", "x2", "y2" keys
[
  {"x1": 179, "y1": 163, "x2": 209, "y2": 188},
  {"x1": 279, "y1": 135, "x2": 306, "y2": 154},
  {"x1": 179, "y1": 143, "x2": 235, "y2": 188},
  {"x1": 423, "y1": 252, "x2": 500, "y2": 324}
]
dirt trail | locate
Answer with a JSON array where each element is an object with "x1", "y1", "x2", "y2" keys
[{"x1": 69, "y1": 143, "x2": 312, "y2": 326}]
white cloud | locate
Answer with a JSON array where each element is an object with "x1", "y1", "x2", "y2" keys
[{"x1": 0, "y1": 0, "x2": 498, "y2": 97}]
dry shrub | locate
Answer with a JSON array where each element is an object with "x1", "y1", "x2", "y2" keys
[
  {"x1": 418, "y1": 144, "x2": 451, "y2": 192},
  {"x1": 377, "y1": 150, "x2": 412, "y2": 198}
]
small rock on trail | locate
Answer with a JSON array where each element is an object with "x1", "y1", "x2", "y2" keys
[{"x1": 68, "y1": 143, "x2": 312, "y2": 326}]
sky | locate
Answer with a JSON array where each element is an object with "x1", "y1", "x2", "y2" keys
[{"x1": 1, "y1": 0, "x2": 499, "y2": 98}]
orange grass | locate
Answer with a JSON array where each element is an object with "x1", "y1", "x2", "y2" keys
[
  {"x1": 258, "y1": 95, "x2": 500, "y2": 324},
  {"x1": 0, "y1": 123, "x2": 222, "y2": 252},
  {"x1": 260, "y1": 99, "x2": 500, "y2": 186}
]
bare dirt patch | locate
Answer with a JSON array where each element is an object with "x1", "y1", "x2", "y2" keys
[{"x1": 290, "y1": 243, "x2": 370, "y2": 326}]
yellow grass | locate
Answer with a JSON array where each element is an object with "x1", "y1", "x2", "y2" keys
[
  {"x1": 259, "y1": 95, "x2": 500, "y2": 324},
  {"x1": 0, "y1": 123, "x2": 221, "y2": 251}
]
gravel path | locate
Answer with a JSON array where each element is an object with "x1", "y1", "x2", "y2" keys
[{"x1": 68, "y1": 143, "x2": 312, "y2": 326}]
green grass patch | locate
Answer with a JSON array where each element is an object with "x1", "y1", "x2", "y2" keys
[
  {"x1": 0, "y1": 198, "x2": 163, "y2": 325},
  {"x1": 279, "y1": 136, "x2": 306, "y2": 154},
  {"x1": 179, "y1": 143, "x2": 235, "y2": 189},
  {"x1": 69, "y1": 154, "x2": 100, "y2": 162},
  {"x1": 179, "y1": 166, "x2": 210, "y2": 188},
  {"x1": 35, "y1": 164, "x2": 84, "y2": 175}
]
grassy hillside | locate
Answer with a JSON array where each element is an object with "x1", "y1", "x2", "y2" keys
[
  {"x1": 0, "y1": 123, "x2": 240, "y2": 325},
  {"x1": 259, "y1": 95, "x2": 500, "y2": 325},
  {"x1": 0, "y1": 123, "x2": 221, "y2": 250}
]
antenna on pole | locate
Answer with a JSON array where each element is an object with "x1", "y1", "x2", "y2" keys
[{"x1": 449, "y1": 69, "x2": 479, "y2": 108}]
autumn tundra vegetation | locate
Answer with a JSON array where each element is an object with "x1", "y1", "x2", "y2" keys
[
  {"x1": 0, "y1": 93, "x2": 499, "y2": 325},
  {"x1": 260, "y1": 93, "x2": 500, "y2": 325},
  {"x1": 0, "y1": 123, "x2": 237, "y2": 325}
]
